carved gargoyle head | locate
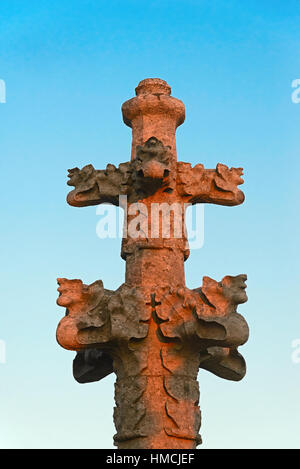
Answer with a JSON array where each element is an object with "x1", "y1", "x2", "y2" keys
[
  {"x1": 56, "y1": 278, "x2": 105, "y2": 351},
  {"x1": 132, "y1": 137, "x2": 172, "y2": 195},
  {"x1": 135, "y1": 137, "x2": 170, "y2": 179},
  {"x1": 221, "y1": 274, "x2": 248, "y2": 305},
  {"x1": 215, "y1": 164, "x2": 244, "y2": 203},
  {"x1": 66, "y1": 164, "x2": 100, "y2": 207},
  {"x1": 67, "y1": 164, "x2": 96, "y2": 188},
  {"x1": 201, "y1": 274, "x2": 248, "y2": 316},
  {"x1": 57, "y1": 278, "x2": 104, "y2": 315}
]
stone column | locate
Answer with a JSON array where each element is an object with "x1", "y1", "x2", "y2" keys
[{"x1": 56, "y1": 78, "x2": 249, "y2": 449}]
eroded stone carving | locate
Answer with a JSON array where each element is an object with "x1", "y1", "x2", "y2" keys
[
  {"x1": 67, "y1": 137, "x2": 174, "y2": 206},
  {"x1": 56, "y1": 78, "x2": 249, "y2": 449},
  {"x1": 177, "y1": 162, "x2": 245, "y2": 205}
]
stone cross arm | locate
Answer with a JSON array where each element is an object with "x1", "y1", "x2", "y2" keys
[
  {"x1": 57, "y1": 273, "x2": 248, "y2": 383},
  {"x1": 66, "y1": 139, "x2": 244, "y2": 208},
  {"x1": 56, "y1": 272, "x2": 248, "y2": 447}
]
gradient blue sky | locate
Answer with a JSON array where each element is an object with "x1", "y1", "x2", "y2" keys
[{"x1": 0, "y1": 0, "x2": 299, "y2": 449}]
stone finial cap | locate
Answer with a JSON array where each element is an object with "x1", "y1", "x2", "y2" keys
[
  {"x1": 122, "y1": 78, "x2": 185, "y2": 150},
  {"x1": 135, "y1": 78, "x2": 171, "y2": 96}
]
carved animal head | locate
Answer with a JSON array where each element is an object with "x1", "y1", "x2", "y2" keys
[
  {"x1": 215, "y1": 164, "x2": 244, "y2": 191},
  {"x1": 56, "y1": 278, "x2": 106, "y2": 351},
  {"x1": 57, "y1": 278, "x2": 104, "y2": 314},
  {"x1": 135, "y1": 137, "x2": 171, "y2": 180},
  {"x1": 131, "y1": 137, "x2": 174, "y2": 197},
  {"x1": 67, "y1": 164, "x2": 96, "y2": 189},
  {"x1": 201, "y1": 274, "x2": 248, "y2": 315}
]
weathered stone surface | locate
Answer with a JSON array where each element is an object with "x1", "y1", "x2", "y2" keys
[
  {"x1": 73, "y1": 349, "x2": 113, "y2": 383},
  {"x1": 177, "y1": 162, "x2": 245, "y2": 206},
  {"x1": 56, "y1": 78, "x2": 249, "y2": 449},
  {"x1": 67, "y1": 137, "x2": 173, "y2": 206}
]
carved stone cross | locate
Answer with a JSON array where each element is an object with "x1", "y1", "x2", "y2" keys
[{"x1": 56, "y1": 78, "x2": 249, "y2": 449}]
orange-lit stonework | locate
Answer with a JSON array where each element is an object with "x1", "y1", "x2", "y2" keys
[{"x1": 56, "y1": 79, "x2": 249, "y2": 449}]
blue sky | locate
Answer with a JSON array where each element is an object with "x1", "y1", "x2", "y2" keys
[{"x1": 0, "y1": 0, "x2": 299, "y2": 448}]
